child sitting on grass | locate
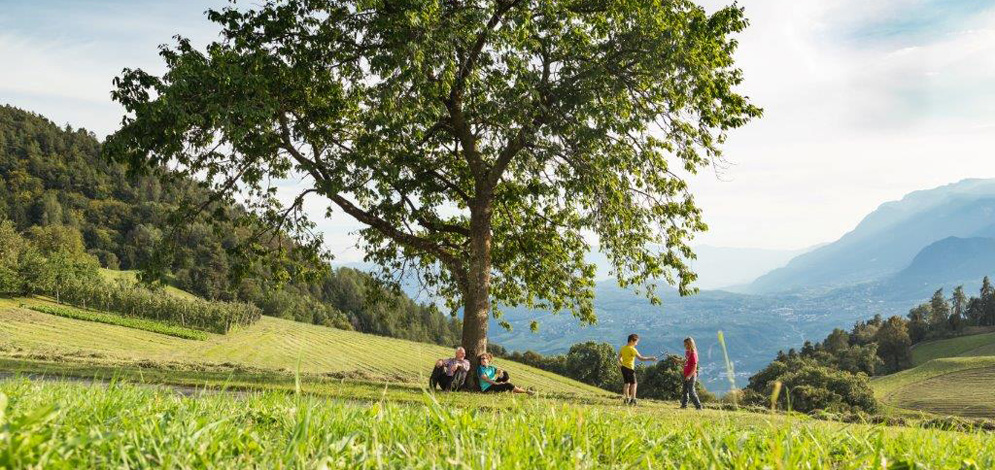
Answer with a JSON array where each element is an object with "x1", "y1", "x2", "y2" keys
[{"x1": 619, "y1": 333, "x2": 657, "y2": 405}]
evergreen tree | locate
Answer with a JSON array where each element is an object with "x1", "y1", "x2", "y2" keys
[
  {"x1": 906, "y1": 304, "x2": 930, "y2": 343},
  {"x1": 928, "y1": 288, "x2": 950, "y2": 332},
  {"x1": 950, "y1": 285, "x2": 967, "y2": 331},
  {"x1": 982, "y1": 276, "x2": 995, "y2": 327}
]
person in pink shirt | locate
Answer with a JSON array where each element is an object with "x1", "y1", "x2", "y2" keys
[{"x1": 681, "y1": 337, "x2": 703, "y2": 410}]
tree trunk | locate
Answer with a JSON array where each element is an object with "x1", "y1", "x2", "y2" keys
[{"x1": 461, "y1": 197, "x2": 493, "y2": 390}]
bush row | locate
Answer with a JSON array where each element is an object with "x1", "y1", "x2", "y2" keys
[
  {"x1": 41, "y1": 279, "x2": 261, "y2": 334},
  {"x1": 27, "y1": 304, "x2": 210, "y2": 341}
]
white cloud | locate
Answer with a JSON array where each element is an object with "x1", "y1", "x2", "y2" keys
[
  {"x1": 2, "y1": 0, "x2": 993, "y2": 256},
  {"x1": 686, "y1": 0, "x2": 995, "y2": 250}
]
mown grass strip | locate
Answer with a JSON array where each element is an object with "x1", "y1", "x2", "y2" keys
[{"x1": 27, "y1": 304, "x2": 209, "y2": 341}]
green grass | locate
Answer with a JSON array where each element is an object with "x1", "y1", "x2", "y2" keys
[
  {"x1": 911, "y1": 332, "x2": 995, "y2": 365},
  {"x1": 27, "y1": 304, "x2": 209, "y2": 341},
  {"x1": 872, "y1": 357, "x2": 995, "y2": 418},
  {"x1": 98, "y1": 268, "x2": 199, "y2": 301},
  {"x1": 0, "y1": 297, "x2": 605, "y2": 396},
  {"x1": 868, "y1": 331, "x2": 995, "y2": 418},
  {"x1": 1, "y1": 378, "x2": 994, "y2": 469}
]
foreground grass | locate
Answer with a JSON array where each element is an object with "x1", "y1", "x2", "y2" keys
[
  {"x1": 0, "y1": 297, "x2": 603, "y2": 396},
  {"x1": 27, "y1": 304, "x2": 209, "y2": 340},
  {"x1": 1, "y1": 379, "x2": 993, "y2": 469}
]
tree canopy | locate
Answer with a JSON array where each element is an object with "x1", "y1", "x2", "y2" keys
[{"x1": 106, "y1": 0, "x2": 761, "y2": 364}]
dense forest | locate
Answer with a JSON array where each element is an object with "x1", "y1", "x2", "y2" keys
[{"x1": 0, "y1": 105, "x2": 460, "y2": 346}]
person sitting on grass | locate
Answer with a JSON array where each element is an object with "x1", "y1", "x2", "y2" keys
[
  {"x1": 618, "y1": 333, "x2": 657, "y2": 405},
  {"x1": 477, "y1": 353, "x2": 533, "y2": 394},
  {"x1": 429, "y1": 346, "x2": 470, "y2": 391}
]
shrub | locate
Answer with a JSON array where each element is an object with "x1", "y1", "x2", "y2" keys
[
  {"x1": 748, "y1": 358, "x2": 878, "y2": 414},
  {"x1": 28, "y1": 304, "x2": 209, "y2": 340},
  {"x1": 636, "y1": 355, "x2": 714, "y2": 402}
]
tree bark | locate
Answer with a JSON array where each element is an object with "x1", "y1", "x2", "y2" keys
[{"x1": 461, "y1": 195, "x2": 493, "y2": 390}]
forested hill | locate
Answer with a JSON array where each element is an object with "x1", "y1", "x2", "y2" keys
[{"x1": 0, "y1": 105, "x2": 460, "y2": 346}]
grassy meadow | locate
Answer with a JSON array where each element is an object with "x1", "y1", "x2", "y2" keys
[
  {"x1": 911, "y1": 331, "x2": 995, "y2": 366},
  {"x1": 0, "y1": 297, "x2": 604, "y2": 397},
  {"x1": 5, "y1": 288, "x2": 995, "y2": 467},
  {"x1": 2, "y1": 378, "x2": 995, "y2": 469}
]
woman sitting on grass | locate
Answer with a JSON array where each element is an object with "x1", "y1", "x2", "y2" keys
[{"x1": 477, "y1": 353, "x2": 533, "y2": 395}]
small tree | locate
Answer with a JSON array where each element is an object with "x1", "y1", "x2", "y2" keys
[
  {"x1": 928, "y1": 288, "x2": 950, "y2": 332},
  {"x1": 906, "y1": 304, "x2": 930, "y2": 343},
  {"x1": 564, "y1": 341, "x2": 621, "y2": 392},
  {"x1": 983, "y1": 277, "x2": 995, "y2": 327},
  {"x1": 637, "y1": 354, "x2": 712, "y2": 402},
  {"x1": 105, "y1": 0, "x2": 761, "y2": 377},
  {"x1": 950, "y1": 285, "x2": 967, "y2": 332},
  {"x1": 874, "y1": 316, "x2": 912, "y2": 373},
  {"x1": 0, "y1": 218, "x2": 24, "y2": 294}
]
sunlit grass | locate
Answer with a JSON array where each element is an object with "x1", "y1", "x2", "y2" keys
[{"x1": 0, "y1": 378, "x2": 993, "y2": 468}]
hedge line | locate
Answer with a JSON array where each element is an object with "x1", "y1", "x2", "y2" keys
[
  {"x1": 42, "y1": 279, "x2": 261, "y2": 334},
  {"x1": 28, "y1": 304, "x2": 210, "y2": 341}
]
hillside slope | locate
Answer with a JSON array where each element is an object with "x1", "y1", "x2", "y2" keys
[
  {"x1": 872, "y1": 332, "x2": 995, "y2": 418},
  {"x1": 880, "y1": 237, "x2": 995, "y2": 298},
  {"x1": 749, "y1": 179, "x2": 995, "y2": 294},
  {"x1": 0, "y1": 297, "x2": 604, "y2": 396}
]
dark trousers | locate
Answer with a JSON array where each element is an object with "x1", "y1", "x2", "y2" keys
[
  {"x1": 430, "y1": 366, "x2": 467, "y2": 391},
  {"x1": 681, "y1": 375, "x2": 702, "y2": 409},
  {"x1": 483, "y1": 371, "x2": 515, "y2": 392}
]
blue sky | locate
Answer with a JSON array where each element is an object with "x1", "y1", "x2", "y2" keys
[{"x1": 2, "y1": 0, "x2": 994, "y2": 264}]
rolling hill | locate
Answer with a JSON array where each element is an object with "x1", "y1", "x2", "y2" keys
[
  {"x1": 0, "y1": 296, "x2": 605, "y2": 396},
  {"x1": 872, "y1": 332, "x2": 995, "y2": 418},
  {"x1": 749, "y1": 179, "x2": 995, "y2": 294}
]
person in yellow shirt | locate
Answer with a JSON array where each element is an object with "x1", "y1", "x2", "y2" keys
[{"x1": 619, "y1": 333, "x2": 657, "y2": 405}]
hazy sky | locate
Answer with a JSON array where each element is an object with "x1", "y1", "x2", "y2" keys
[{"x1": 2, "y1": 0, "x2": 994, "y2": 262}]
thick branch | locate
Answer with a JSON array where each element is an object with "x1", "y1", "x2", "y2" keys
[{"x1": 278, "y1": 115, "x2": 467, "y2": 279}]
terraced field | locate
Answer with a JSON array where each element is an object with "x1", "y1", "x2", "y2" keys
[{"x1": 0, "y1": 297, "x2": 605, "y2": 396}]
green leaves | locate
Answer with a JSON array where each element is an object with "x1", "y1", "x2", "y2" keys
[{"x1": 107, "y1": 0, "x2": 760, "y2": 332}]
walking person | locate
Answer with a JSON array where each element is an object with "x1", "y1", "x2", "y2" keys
[
  {"x1": 618, "y1": 334, "x2": 657, "y2": 405},
  {"x1": 681, "y1": 337, "x2": 703, "y2": 410}
]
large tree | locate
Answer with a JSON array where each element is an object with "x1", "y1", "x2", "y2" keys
[{"x1": 106, "y1": 0, "x2": 760, "y2": 375}]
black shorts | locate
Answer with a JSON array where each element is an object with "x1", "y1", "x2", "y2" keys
[{"x1": 620, "y1": 366, "x2": 636, "y2": 384}]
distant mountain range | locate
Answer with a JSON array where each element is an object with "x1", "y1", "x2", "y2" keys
[{"x1": 749, "y1": 179, "x2": 995, "y2": 294}]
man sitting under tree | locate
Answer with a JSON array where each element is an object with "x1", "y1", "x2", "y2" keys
[{"x1": 430, "y1": 347, "x2": 471, "y2": 391}]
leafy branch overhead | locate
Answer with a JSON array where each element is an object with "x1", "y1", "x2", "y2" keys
[{"x1": 106, "y1": 0, "x2": 760, "y2": 333}]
